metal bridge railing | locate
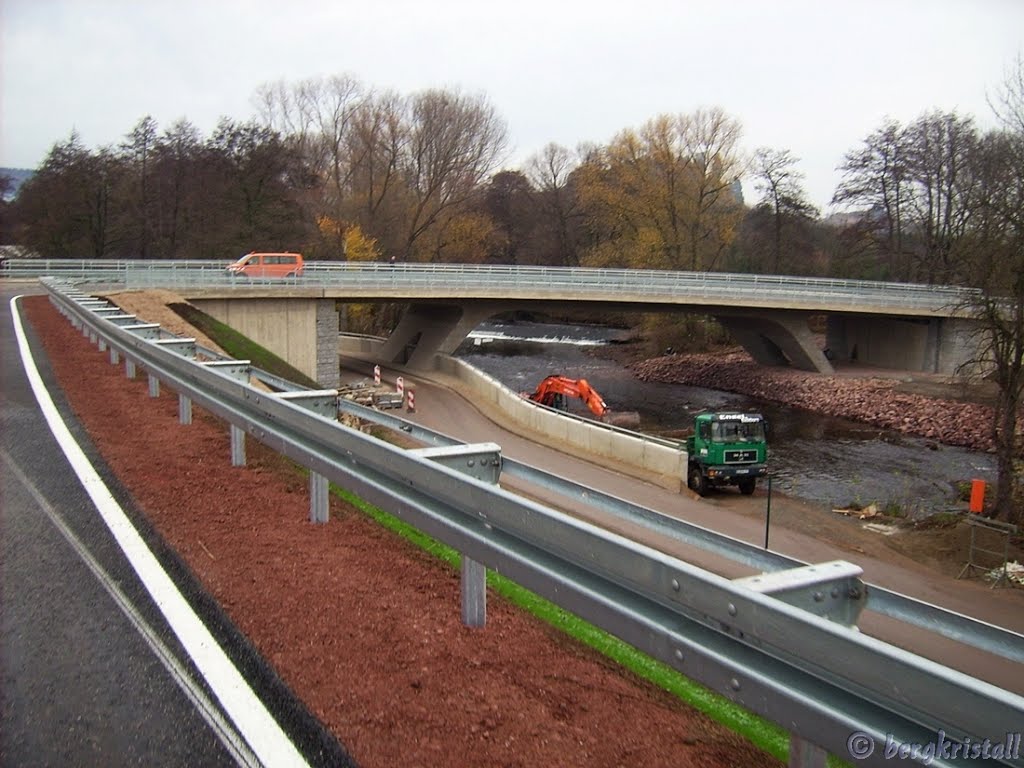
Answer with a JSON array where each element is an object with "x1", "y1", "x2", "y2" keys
[{"x1": 4, "y1": 259, "x2": 979, "y2": 313}]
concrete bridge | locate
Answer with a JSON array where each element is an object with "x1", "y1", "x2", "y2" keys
[{"x1": 10, "y1": 260, "x2": 983, "y2": 388}]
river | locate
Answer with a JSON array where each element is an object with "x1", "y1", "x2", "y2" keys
[{"x1": 455, "y1": 319, "x2": 996, "y2": 516}]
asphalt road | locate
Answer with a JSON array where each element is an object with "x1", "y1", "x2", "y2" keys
[{"x1": 1, "y1": 285, "x2": 349, "y2": 768}]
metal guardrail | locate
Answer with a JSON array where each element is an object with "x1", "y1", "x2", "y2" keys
[
  {"x1": 197, "y1": 338, "x2": 1024, "y2": 662},
  {"x1": 4, "y1": 259, "x2": 979, "y2": 314},
  {"x1": 329, "y1": 394, "x2": 1024, "y2": 665},
  {"x1": 41, "y1": 278, "x2": 1023, "y2": 767}
]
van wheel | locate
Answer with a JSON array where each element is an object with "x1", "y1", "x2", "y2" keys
[
  {"x1": 738, "y1": 478, "x2": 756, "y2": 495},
  {"x1": 688, "y1": 467, "x2": 707, "y2": 497}
]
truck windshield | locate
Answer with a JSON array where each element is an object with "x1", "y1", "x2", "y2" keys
[{"x1": 711, "y1": 420, "x2": 764, "y2": 443}]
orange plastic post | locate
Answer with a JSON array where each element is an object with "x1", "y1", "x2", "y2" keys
[{"x1": 969, "y1": 479, "x2": 986, "y2": 514}]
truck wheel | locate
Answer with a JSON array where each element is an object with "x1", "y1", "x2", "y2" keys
[
  {"x1": 738, "y1": 478, "x2": 756, "y2": 495},
  {"x1": 688, "y1": 467, "x2": 708, "y2": 497}
]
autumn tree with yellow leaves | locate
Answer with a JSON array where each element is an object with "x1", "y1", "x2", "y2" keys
[{"x1": 575, "y1": 108, "x2": 745, "y2": 272}]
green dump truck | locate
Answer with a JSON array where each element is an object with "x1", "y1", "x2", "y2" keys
[{"x1": 686, "y1": 411, "x2": 768, "y2": 496}]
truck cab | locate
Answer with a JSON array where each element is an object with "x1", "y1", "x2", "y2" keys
[{"x1": 685, "y1": 412, "x2": 767, "y2": 496}]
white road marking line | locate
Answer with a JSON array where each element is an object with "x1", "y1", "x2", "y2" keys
[
  {"x1": 10, "y1": 296, "x2": 309, "y2": 768},
  {"x1": 1, "y1": 450, "x2": 261, "y2": 768}
]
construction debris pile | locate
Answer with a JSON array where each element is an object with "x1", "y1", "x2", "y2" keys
[
  {"x1": 988, "y1": 561, "x2": 1024, "y2": 586},
  {"x1": 339, "y1": 380, "x2": 405, "y2": 410}
]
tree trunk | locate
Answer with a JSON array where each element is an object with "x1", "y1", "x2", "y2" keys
[{"x1": 993, "y1": 386, "x2": 1022, "y2": 525}]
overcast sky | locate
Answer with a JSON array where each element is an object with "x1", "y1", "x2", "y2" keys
[{"x1": 2, "y1": 0, "x2": 1022, "y2": 210}]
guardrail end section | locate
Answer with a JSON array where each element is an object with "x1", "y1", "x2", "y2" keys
[
  {"x1": 733, "y1": 560, "x2": 867, "y2": 626},
  {"x1": 409, "y1": 442, "x2": 502, "y2": 485}
]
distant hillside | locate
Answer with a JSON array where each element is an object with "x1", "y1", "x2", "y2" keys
[{"x1": 2, "y1": 168, "x2": 35, "y2": 201}]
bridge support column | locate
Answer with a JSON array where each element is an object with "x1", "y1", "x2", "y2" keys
[
  {"x1": 379, "y1": 303, "x2": 499, "y2": 370},
  {"x1": 717, "y1": 312, "x2": 834, "y2": 374}
]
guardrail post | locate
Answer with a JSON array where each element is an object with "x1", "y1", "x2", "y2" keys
[
  {"x1": 179, "y1": 394, "x2": 192, "y2": 425},
  {"x1": 125, "y1": 359, "x2": 136, "y2": 379},
  {"x1": 409, "y1": 443, "x2": 502, "y2": 628},
  {"x1": 274, "y1": 390, "x2": 340, "y2": 525},
  {"x1": 734, "y1": 560, "x2": 867, "y2": 768},
  {"x1": 310, "y1": 472, "x2": 329, "y2": 524},
  {"x1": 230, "y1": 425, "x2": 246, "y2": 466},
  {"x1": 461, "y1": 557, "x2": 487, "y2": 628},
  {"x1": 788, "y1": 738, "x2": 828, "y2": 768},
  {"x1": 148, "y1": 374, "x2": 160, "y2": 398},
  {"x1": 109, "y1": 347, "x2": 120, "y2": 365}
]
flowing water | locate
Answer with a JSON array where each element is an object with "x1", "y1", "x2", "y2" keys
[{"x1": 456, "y1": 320, "x2": 995, "y2": 515}]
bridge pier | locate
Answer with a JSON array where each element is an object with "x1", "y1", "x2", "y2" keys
[
  {"x1": 717, "y1": 311, "x2": 834, "y2": 374},
  {"x1": 378, "y1": 302, "x2": 504, "y2": 369}
]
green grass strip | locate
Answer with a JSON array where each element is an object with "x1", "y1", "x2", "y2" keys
[{"x1": 330, "y1": 483, "x2": 792, "y2": 763}]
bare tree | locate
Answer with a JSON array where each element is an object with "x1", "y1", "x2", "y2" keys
[
  {"x1": 752, "y1": 147, "x2": 818, "y2": 272},
  {"x1": 255, "y1": 75, "x2": 365, "y2": 258},
  {"x1": 526, "y1": 142, "x2": 583, "y2": 266},
  {"x1": 903, "y1": 111, "x2": 979, "y2": 282},
  {"x1": 959, "y1": 60, "x2": 1024, "y2": 525},
  {"x1": 989, "y1": 53, "x2": 1024, "y2": 136},
  {"x1": 346, "y1": 90, "x2": 407, "y2": 255},
  {"x1": 834, "y1": 112, "x2": 979, "y2": 283},
  {"x1": 833, "y1": 119, "x2": 911, "y2": 279},
  {"x1": 399, "y1": 88, "x2": 509, "y2": 261},
  {"x1": 678, "y1": 107, "x2": 745, "y2": 271}
]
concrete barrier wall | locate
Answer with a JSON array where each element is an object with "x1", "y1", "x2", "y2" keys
[
  {"x1": 430, "y1": 353, "x2": 687, "y2": 491},
  {"x1": 340, "y1": 335, "x2": 686, "y2": 490}
]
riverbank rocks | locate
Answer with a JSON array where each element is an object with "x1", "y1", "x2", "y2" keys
[{"x1": 630, "y1": 351, "x2": 998, "y2": 454}]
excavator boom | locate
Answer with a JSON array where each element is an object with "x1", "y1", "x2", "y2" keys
[{"x1": 525, "y1": 375, "x2": 639, "y2": 428}]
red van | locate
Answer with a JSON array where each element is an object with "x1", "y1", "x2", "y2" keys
[{"x1": 226, "y1": 252, "x2": 304, "y2": 278}]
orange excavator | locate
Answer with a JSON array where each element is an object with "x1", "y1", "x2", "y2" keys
[{"x1": 524, "y1": 375, "x2": 641, "y2": 428}]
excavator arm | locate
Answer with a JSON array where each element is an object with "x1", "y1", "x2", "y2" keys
[
  {"x1": 524, "y1": 375, "x2": 641, "y2": 428},
  {"x1": 527, "y1": 375, "x2": 609, "y2": 419}
]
